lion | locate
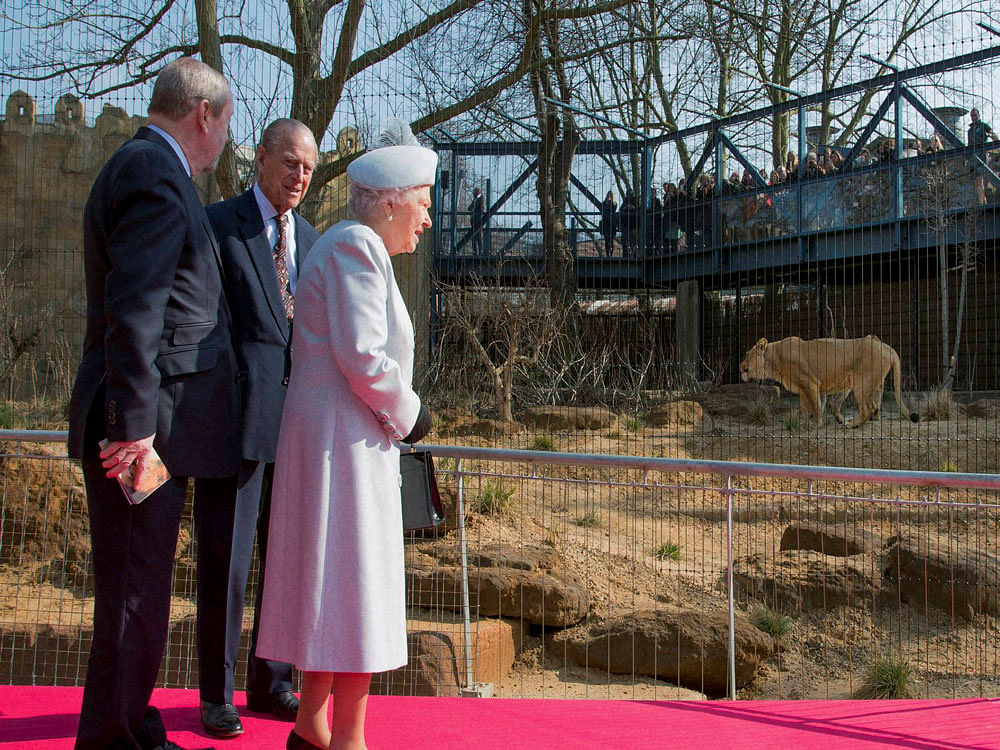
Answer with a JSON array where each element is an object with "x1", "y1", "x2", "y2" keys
[{"x1": 739, "y1": 335, "x2": 919, "y2": 427}]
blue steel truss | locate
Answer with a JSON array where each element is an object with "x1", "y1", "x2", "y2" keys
[{"x1": 432, "y1": 44, "x2": 1000, "y2": 293}]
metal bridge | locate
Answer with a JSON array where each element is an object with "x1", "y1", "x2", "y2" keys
[{"x1": 431, "y1": 43, "x2": 1000, "y2": 293}]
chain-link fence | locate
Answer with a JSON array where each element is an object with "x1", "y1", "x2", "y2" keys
[{"x1": 3, "y1": 432, "x2": 1000, "y2": 700}]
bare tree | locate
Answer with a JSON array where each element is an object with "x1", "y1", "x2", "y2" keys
[
  {"x1": 4, "y1": 0, "x2": 501, "y2": 211},
  {"x1": 435, "y1": 276, "x2": 567, "y2": 421},
  {"x1": 914, "y1": 153, "x2": 981, "y2": 386}
]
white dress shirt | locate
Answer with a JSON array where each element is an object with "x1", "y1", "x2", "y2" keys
[{"x1": 253, "y1": 183, "x2": 299, "y2": 295}]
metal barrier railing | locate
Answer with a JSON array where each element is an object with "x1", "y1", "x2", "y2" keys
[{"x1": 2, "y1": 430, "x2": 999, "y2": 700}]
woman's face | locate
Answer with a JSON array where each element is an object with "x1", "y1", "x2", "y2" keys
[{"x1": 382, "y1": 185, "x2": 433, "y2": 256}]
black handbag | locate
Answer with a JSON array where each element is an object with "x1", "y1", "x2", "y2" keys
[{"x1": 399, "y1": 449, "x2": 445, "y2": 531}]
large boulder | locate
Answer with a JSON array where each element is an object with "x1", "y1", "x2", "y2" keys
[
  {"x1": 734, "y1": 550, "x2": 881, "y2": 612},
  {"x1": 434, "y1": 406, "x2": 479, "y2": 435},
  {"x1": 407, "y1": 543, "x2": 588, "y2": 627},
  {"x1": 521, "y1": 406, "x2": 618, "y2": 430},
  {"x1": 645, "y1": 400, "x2": 705, "y2": 428},
  {"x1": 882, "y1": 535, "x2": 1000, "y2": 620},
  {"x1": 468, "y1": 419, "x2": 526, "y2": 438},
  {"x1": 779, "y1": 522, "x2": 880, "y2": 557},
  {"x1": 554, "y1": 608, "x2": 772, "y2": 697},
  {"x1": 374, "y1": 631, "x2": 461, "y2": 696}
]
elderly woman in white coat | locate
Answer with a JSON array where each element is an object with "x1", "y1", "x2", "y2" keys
[{"x1": 256, "y1": 127, "x2": 436, "y2": 750}]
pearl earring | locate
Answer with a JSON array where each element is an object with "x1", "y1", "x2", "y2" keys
[{"x1": 387, "y1": 214, "x2": 394, "y2": 222}]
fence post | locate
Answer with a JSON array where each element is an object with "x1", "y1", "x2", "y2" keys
[
  {"x1": 726, "y1": 473, "x2": 737, "y2": 699},
  {"x1": 455, "y1": 457, "x2": 475, "y2": 689}
]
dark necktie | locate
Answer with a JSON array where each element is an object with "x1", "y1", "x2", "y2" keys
[{"x1": 273, "y1": 213, "x2": 294, "y2": 320}]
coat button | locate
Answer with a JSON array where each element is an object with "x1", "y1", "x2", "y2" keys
[
  {"x1": 106, "y1": 400, "x2": 116, "y2": 425},
  {"x1": 282, "y1": 376, "x2": 289, "y2": 386}
]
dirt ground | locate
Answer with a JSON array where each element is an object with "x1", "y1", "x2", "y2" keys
[
  {"x1": 2, "y1": 395, "x2": 999, "y2": 699},
  {"x1": 427, "y1": 396, "x2": 1000, "y2": 700}
]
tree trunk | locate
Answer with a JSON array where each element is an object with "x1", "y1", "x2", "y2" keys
[
  {"x1": 195, "y1": 0, "x2": 239, "y2": 198},
  {"x1": 938, "y1": 240, "x2": 949, "y2": 382}
]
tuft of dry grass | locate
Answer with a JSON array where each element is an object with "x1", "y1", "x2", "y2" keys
[{"x1": 921, "y1": 385, "x2": 958, "y2": 421}]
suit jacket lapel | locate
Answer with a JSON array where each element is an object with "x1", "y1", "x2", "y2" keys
[{"x1": 237, "y1": 192, "x2": 290, "y2": 340}]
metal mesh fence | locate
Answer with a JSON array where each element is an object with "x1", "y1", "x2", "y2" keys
[
  {"x1": 3, "y1": 433, "x2": 1000, "y2": 701},
  {"x1": 0, "y1": 4, "x2": 997, "y2": 468},
  {"x1": 1, "y1": 0, "x2": 1000, "y2": 702}
]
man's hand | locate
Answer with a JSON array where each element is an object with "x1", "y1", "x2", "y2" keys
[{"x1": 99, "y1": 434, "x2": 156, "y2": 488}]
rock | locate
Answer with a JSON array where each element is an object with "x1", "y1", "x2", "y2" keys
[
  {"x1": 734, "y1": 550, "x2": 881, "y2": 612},
  {"x1": 779, "y1": 522, "x2": 880, "y2": 556},
  {"x1": 882, "y1": 535, "x2": 1000, "y2": 620},
  {"x1": 678, "y1": 384, "x2": 783, "y2": 420},
  {"x1": 407, "y1": 544, "x2": 588, "y2": 626},
  {"x1": 554, "y1": 608, "x2": 772, "y2": 697},
  {"x1": 521, "y1": 406, "x2": 618, "y2": 430},
  {"x1": 374, "y1": 613, "x2": 516, "y2": 696},
  {"x1": 646, "y1": 400, "x2": 705, "y2": 427},
  {"x1": 963, "y1": 399, "x2": 1000, "y2": 418},
  {"x1": 436, "y1": 407, "x2": 478, "y2": 435},
  {"x1": 374, "y1": 632, "x2": 461, "y2": 696},
  {"x1": 433, "y1": 542, "x2": 564, "y2": 572},
  {"x1": 468, "y1": 419, "x2": 525, "y2": 438}
]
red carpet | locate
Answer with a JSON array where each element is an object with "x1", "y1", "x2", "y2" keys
[{"x1": 1, "y1": 686, "x2": 998, "y2": 749}]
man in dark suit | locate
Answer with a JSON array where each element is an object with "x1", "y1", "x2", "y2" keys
[
  {"x1": 67, "y1": 57, "x2": 239, "y2": 750},
  {"x1": 193, "y1": 119, "x2": 320, "y2": 737}
]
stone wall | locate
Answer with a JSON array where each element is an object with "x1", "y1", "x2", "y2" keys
[{"x1": 0, "y1": 92, "x2": 357, "y2": 402}]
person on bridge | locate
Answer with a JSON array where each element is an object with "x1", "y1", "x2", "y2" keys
[
  {"x1": 599, "y1": 190, "x2": 617, "y2": 256},
  {"x1": 968, "y1": 108, "x2": 997, "y2": 204},
  {"x1": 468, "y1": 185, "x2": 486, "y2": 254}
]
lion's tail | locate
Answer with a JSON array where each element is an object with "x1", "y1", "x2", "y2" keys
[{"x1": 891, "y1": 348, "x2": 919, "y2": 423}]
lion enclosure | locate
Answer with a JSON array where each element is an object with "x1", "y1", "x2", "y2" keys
[{"x1": 2, "y1": 0, "x2": 1000, "y2": 707}]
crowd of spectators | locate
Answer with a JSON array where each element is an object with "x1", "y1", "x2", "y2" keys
[{"x1": 594, "y1": 108, "x2": 999, "y2": 257}]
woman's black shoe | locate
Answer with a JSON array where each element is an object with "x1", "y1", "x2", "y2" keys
[{"x1": 287, "y1": 729, "x2": 326, "y2": 750}]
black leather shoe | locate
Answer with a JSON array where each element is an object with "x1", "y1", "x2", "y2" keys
[
  {"x1": 199, "y1": 701, "x2": 244, "y2": 738},
  {"x1": 287, "y1": 729, "x2": 325, "y2": 750},
  {"x1": 247, "y1": 690, "x2": 299, "y2": 721},
  {"x1": 152, "y1": 742, "x2": 216, "y2": 750}
]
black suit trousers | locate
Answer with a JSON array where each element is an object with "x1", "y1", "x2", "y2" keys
[
  {"x1": 194, "y1": 459, "x2": 292, "y2": 704},
  {"x1": 75, "y1": 437, "x2": 188, "y2": 749}
]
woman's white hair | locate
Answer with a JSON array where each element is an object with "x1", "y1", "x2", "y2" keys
[{"x1": 348, "y1": 183, "x2": 421, "y2": 224}]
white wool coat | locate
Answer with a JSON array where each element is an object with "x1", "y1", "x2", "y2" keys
[{"x1": 256, "y1": 220, "x2": 421, "y2": 673}]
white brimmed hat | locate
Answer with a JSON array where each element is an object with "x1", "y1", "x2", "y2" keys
[
  {"x1": 346, "y1": 144, "x2": 438, "y2": 189},
  {"x1": 346, "y1": 120, "x2": 438, "y2": 189}
]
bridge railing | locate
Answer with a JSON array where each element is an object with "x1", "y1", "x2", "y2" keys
[
  {"x1": 436, "y1": 140, "x2": 1000, "y2": 262},
  {"x1": 3, "y1": 429, "x2": 1000, "y2": 700}
]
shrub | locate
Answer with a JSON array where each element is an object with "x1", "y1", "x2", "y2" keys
[
  {"x1": 604, "y1": 431, "x2": 621, "y2": 439},
  {"x1": 751, "y1": 607, "x2": 791, "y2": 638},
  {"x1": 574, "y1": 511, "x2": 602, "y2": 528},
  {"x1": 785, "y1": 412, "x2": 801, "y2": 432},
  {"x1": 624, "y1": 416, "x2": 643, "y2": 431},
  {"x1": 938, "y1": 458, "x2": 960, "y2": 473},
  {"x1": 476, "y1": 480, "x2": 516, "y2": 516},
  {"x1": 653, "y1": 541, "x2": 681, "y2": 561},
  {"x1": 748, "y1": 396, "x2": 769, "y2": 425},
  {"x1": 0, "y1": 402, "x2": 15, "y2": 429},
  {"x1": 921, "y1": 385, "x2": 957, "y2": 421},
  {"x1": 530, "y1": 435, "x2": 556, "y2": 452},
  {"x1": 854, "y1": 656, "x2": 914, "y2": 699}
]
